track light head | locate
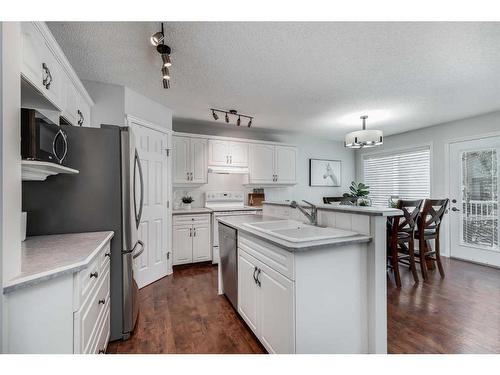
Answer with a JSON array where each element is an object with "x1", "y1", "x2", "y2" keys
[
  {"x1": 150, "y1": 31, "x2": 164, "y2": 46},
  {"x1": 212, "y1": 110, "x2": 219, "y2": 120},
  {"x1": 162, "y1": 66, "x2": 170, "y2": 80},
  {"x1": 161, "y1": 53, "x2": 172, "y2": 67},
  {"x1": 247, "y1": 118, "x2": 252, "y2": 127},
  {"x1": 162, "y1": 78, "x2": 170, "y2": 89},
  {"x1": 237, "y1": 116, "x2": 241, "y2": 126},
  {"x1": 225, "y1": 113, "x2": 229, "y2": 123}
]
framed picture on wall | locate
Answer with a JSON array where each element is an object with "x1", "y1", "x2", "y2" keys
[{"x1": 309, "y1": 159, "x2": 341, "y2": 187}]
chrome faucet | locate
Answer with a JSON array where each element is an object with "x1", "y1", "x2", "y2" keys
[{"x1": 290, "y1": 200, "x2": 318, "y2": 226}]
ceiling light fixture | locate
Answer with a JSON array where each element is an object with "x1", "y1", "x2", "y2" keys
[
  {"x1": 344, "y1": 115, "x2": 383, "y2": 149},
  {"x1": 161, "y1": 66, "x2": 170, "y2": 80},
  {"x1": 210, "y1": 108, "x2": 254, "y2": 128},
  {"x1": 152, "y1": 22, "x2": 173, "y2": 89}
]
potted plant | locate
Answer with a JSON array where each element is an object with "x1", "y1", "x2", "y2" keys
[
  {"x1": 182, "y1": 195, "x2": 194, "y2": 210},
  {"x1": 343, "y1": 181, "x2": 372, "y2": 207}
]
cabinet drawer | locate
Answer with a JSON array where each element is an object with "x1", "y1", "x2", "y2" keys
[
  {"x1": 173, "y1": 214, "x2": 210, "y2": 226},
  {"x1": 239, "y1": 233, "x2": 295, "y2": 280},
  {"x1": 89, "y1": 297, "x2": 110, "y2": 354},
  {"x1": 78, "y1": 255, "x2": 100, "y2": 306},
  {"x1": 78, "y1": 268, "x2": 110, "y2": 353},
  {"x1": 99, "y1": 242, "x2": 111, "y2": 272}
]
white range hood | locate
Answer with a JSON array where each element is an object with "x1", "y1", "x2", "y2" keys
[{"x1": 208, "y1": 165, "x2": 249, "y2": 174}]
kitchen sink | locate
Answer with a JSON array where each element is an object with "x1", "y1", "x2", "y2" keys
[{"x1": 244, "y1": 220, "x2": 359, "y2": 242}]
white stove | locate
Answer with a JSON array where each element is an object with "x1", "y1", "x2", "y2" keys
[{"x1": 205, "y1": 191, "x2": 261, "y2": 264}]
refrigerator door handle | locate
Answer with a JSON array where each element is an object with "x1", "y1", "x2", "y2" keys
[
  {"x1": 133, "y1": 149, "x2": 144, "y2": 228},
  {"x1": 132, "y1": 240, "x2": 145, "y2": 259}
]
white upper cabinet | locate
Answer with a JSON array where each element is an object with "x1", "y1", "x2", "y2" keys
[
  {"x1": 208, "y1": 140, "x2": 248, "y2": 167},
  {"x1": 249, "y1": 144, "x2": 297, "y2": 185},
  {"x1": 21, "y1": 22, "x2": 45, "y2": 93},
  {"x1": 21, "y1": 22, "x2": 93, "y2": 125},
  {"x1": 249, "y1": 144, "x2": 276, "y2": 184},
  {"x1": 173, "y1": 136, "x2": 208, "y2": 184}
]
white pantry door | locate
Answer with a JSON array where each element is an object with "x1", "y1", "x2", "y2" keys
[
  {"x1": 131, "y1": 120, "x2": 170, "y2": 288},
  {"x1": 449, "y1": 136, "x2": 500, "y2": 267}
]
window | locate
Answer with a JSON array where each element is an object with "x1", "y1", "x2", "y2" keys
[{"x1": 363, "y1": 147, "x2": 431, "y2": 207}]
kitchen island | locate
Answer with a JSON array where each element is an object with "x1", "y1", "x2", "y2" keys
[{"x1": 217, "y1": 203, "x2": 400, "y2": 354}]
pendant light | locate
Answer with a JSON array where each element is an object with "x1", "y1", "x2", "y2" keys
[{"x1": 344, "y1": 115, "x2": 383, "y2": 149}]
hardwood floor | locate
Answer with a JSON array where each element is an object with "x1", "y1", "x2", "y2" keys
[
  {"x1": 106, "y1": 262, "x2": 265, "y2": 354},
  {"x1": 108, "y1": 258, "x2": 500, "y2": 354},
  {"x1": 387, "y1": 257, "x2": 500, "y2": 354}
]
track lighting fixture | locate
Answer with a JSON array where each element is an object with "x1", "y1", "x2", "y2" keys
[
  {"x1": 152, "y1": 22, "x2": 173, "y2": 89},
  {"x1": 162, "y1": 66, "x2": 170, "y2": 80},
  {"x1": 210, "y1": 108, "x2": 254, "y2": 128}
]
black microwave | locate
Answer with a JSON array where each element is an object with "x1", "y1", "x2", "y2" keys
[{"x1": 21, "y1": 108, "x2": 68, "y2": 165}]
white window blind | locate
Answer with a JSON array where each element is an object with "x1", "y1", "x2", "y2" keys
[{"x1": 363, "y1": 147, "x2": 431, "y2": 207}]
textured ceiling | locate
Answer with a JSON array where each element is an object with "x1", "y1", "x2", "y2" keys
[{"x1": 48, "y1": 22, "x2": 500, "y2": 139}]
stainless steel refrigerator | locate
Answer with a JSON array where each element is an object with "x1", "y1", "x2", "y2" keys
[{"x1": 22, "y1": 124, "x2": 144, "y2": 341}]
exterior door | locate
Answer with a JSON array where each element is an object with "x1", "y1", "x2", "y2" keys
[
  {"x1": 173, "y1": 136, "x2": 190, "y2": 183},
  {"x1": 249, "y1": 144, "x2": 275, "y2": 184},
  {"x1": 449, "y1": 136, "x2": 500, "y2": 267},
  {"x1": 131, "y1": 121, "x2": 170, "y2": 288},
  {"x1": 275, "y1": 146, "x2": 297, "y2": 184}
]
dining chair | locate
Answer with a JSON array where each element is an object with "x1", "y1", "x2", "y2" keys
[
  {"x1": 414, "y1": 198, "x2": 449, "y2": 280},
  {"x1": 387, "y1": 199, "x2": 423, "y2": 287}
]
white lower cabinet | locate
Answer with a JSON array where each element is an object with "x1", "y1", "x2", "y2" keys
[
  {"x1": 5, "y1": 241, "x2": 112, "y2": 354},
  {"x1": 172, "y1": 214, "x2": 211, "y2": 265},
  {"x1": 238, "y1": 248, "x2": 295, "y2": 354}
]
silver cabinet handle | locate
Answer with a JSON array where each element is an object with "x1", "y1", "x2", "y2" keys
[
  {"x1": 189, "y1": 228, "x2": 192, "y2": 237},
  {"x1": 98, "y1": 299, "x2": 105, "y2": 305},
  {"x1": 193, "y1": 228, "x2": 196, "y2": 237},
  {"x1": 230, "y1": 155, "x2": 232, "y2": 164},
  {"x1": 256, "y1": 268, "x2": 261, "y2": 287},
  {"x1": 226, "y1": 155, "x2": 229, "y2": 164},
  {"x1": 190, "y1": 172, "x2": 193, "y2": 181},
  {"x1": 253, "y1": 266, "x2": 258, "y2": 284},
  {"x1": 98, "y1": 349, "x2": 105, "y2": 354},
  {"x1": 105, "y1": 252, "x2": 111, "y2": 258},
  {"x1": 90, "y1": 272, "x2": 98, "y2": 279}
]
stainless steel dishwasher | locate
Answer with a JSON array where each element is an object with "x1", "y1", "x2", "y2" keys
[{"x1": 219, "y1": 223, "x2": 238, "y2": 309}]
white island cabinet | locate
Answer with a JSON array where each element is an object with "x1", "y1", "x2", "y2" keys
[{"x1": 3, "y1": 231, "x2": 114, "y2": 354}]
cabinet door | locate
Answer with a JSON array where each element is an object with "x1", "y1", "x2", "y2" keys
[
  {"x1": 208, "y1": 140, "x2": 230, "y2": 166},
  {"x1": 192, "y1": 225, "x2": 211, "y2": 262},
  {"x1": 173, "y1": 136, "x2": 191, "y2": 183},
  {"x1": 77, "y1": 95, "x2": 91, "y2": 127},
  {"x1": 63, "y1": 78, "x2": 78, "y2": 126},
  {"x1": 42, "y1": 43, "x2": 64, "y2": 110},
  {"x1": 238, "y1": 250, "x2": 259, "y2": 334},
  {"x1": 191, "y1": 138, "x2": 208, "y2": 183},
  {"x1": 172, "y1": 225, "x2": 192, "y2": 265},
  {"x1": 249, "y1": 144, "x2": 276, "y2": 184},
  {"x1": 229, "y1": 142, "x2": 249, "y2": 167},
  {"x1": 275, "y1": 146, "x2": 297, "y2": 184},
  {"x1": 21, "y1": 22, "x2": 44, "y2": 92},
  {"x1": 258, "y1": 262, "x2": 295, "y2": 354}
]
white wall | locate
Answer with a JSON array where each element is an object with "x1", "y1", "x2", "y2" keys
[
  {"x1": 1, "y1": 22, "x2": 22, "y2": 352},
  {"x1": 173, "y1": 120, "x2": 356, "y2": 206},
  {"x1": 355, "y1": 109, "x2": 500, "y2": 256},
  {"x1": 84, "y1": 81, "x2": 173, "y2": 130}
]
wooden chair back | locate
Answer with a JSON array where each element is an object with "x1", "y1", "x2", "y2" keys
[
  {"x1": 388, "y1": 199, "x2": 423, "y2": 240},
  {"x1": 418, "y1": 198, "x2": 449, "y2": 235}
]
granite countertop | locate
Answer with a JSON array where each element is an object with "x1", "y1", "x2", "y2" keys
[
  {"x1": 173, "y1": 207, "x2": 213, "y2": 215},
  {"x1": 3, "y1": 231, "x2": 114, "y2": 294},
  {"x1": 217, "y1": 214, "x2": 372, "y2": 252},
  {"x1": 263, "y1": 200, "x2": 402, "y2": 217}
]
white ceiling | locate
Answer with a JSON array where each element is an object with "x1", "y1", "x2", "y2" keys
[{"x1": 48, "y1": 22, "x2": 500, "y2": 140}]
